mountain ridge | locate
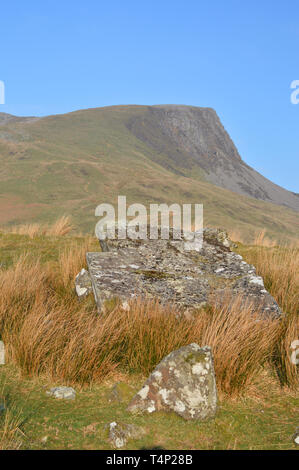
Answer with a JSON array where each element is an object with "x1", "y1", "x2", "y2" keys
[
  {"x1": 127, "y1": 105, "x2": 299, "y2": 211},
  {"x1": 0, "y1": 105, "x2": 298, "y2": 243}
]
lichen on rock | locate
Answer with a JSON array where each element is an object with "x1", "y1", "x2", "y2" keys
[
  {"x1": 86, "y1": 226, "x2": 281, "y2": 317},
  {"x1": 127, "y1": 343, "x2": 217, "y2": 421},
  {"x1": 75, "y1": 268, "x2": 93, "y2": 299}
]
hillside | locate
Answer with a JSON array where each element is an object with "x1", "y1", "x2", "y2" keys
[{"x1": 0, "y1": 105, "x2": 298, "y2": 242}]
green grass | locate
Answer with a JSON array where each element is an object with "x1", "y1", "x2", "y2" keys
[{"x1": 1, "y1": 364, "x2": 298, "y2": 450}]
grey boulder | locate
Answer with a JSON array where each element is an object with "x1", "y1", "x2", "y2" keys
[
  {"x1": 46, "y1": 386, "x2": 76, "y2": 400},
  {"x1": 127, "y1": 343, "x2": 217, "y2": 421},
  {"x1": 293, "y1": 428, "x2": 299, "y2": 446}
]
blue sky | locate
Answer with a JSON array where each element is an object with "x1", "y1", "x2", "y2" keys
[{"x1": 1, "y1": 0, "x2": 298, "y2": 192}]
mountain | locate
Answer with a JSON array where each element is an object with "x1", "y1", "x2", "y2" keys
[
  {"x1": 0, "y1": 105, "x2": 298, "y2": 243},
  {"x1": 129, "y1": 105, "x2": 299, "y2": 211}
]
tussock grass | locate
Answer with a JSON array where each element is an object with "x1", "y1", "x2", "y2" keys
[
  {"x1": 238, "y1": 244, "x2": 299, "y2": 389},
  {"x1": 11, "y1": 223, "x2": 43, "y2": 239},
  {"x1": 0, "y1": 382, "x2": 24, "y2": 450},
  {"x1": 47, "y1": 215, "x2": 74, "y2": 237},
  {"x1": 5, "y1": 215, "x2": 73, "y2": 239},
  {"x1": 0, "y1": 258, "x2": 280, "y2": 394},
  {"x1": 199, "y1": 295, "x2": 280, "y2": 395},
  {"x1": 253, "y1": 229, "x2": 276, "y2": 247},
  {"x1": 0, "y1": 219, "x2": 297, "y2": 395},
  {"x1": 0, "y1": 405, "x2": 23, "y2": 450}
]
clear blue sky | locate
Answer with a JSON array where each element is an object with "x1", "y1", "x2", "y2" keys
[{"x1": 1, "y1": 0, "x2": 298, "y2": 192}]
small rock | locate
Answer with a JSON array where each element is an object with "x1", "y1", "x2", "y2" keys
[
  {"x1": 75, "y1": 268, "x2": 93, "y2": 299},
  {"x1": 293, "y1": 428, "x2": 299, "y2": 446},
  {"x1": 107, "y1": 382, "x2": 135, "y2": 404},
  {"x1": 105, "y1": 421, "x2": 145, "y2": 448},
  {"x1": 127, "y1": 343, "x2": 217, "y2": 421},
  {"x1": 0, "y1": 340, "x2": 5, "y2": 365},
  {"x1": 46, "y1": 386, "x2": 76, "y2": 400},
  {"x1": 41, "y1": 436, "x2": 48, "y2": 443}
]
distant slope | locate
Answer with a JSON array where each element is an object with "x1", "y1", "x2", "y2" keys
[{"x1": 0, "y1": 105, "x2": 298, "y2": 243}]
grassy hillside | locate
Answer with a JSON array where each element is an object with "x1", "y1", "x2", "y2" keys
[{"x1": 0, "y1": 106, "x2": 298, "y2": 244}]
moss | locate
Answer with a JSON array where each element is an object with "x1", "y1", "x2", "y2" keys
[
  {"x1": 207, "y1": 274, "x2": 242, "y2": 290},
  {"x1": 107, "y1": 382, "x2": 135, "y2": 404},
  {"x1": 185, "y1": 352, "x2": 207, "y2": 364},
  {"x1": 134, "y1": 270, "x2": 175, "y2": 280},
  {"x1": 188, "y1": 252, "x2": 208, "y2": 265}
]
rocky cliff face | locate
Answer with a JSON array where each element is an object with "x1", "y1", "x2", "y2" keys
[{"x1": 128, "y1": 105, "x2": 299, "y2": 212}]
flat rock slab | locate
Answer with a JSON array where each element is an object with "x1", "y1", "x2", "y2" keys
[
  {"x1": 127, "y1": 343, "x2": 217, "y2": 421},
  {"x1": 86, "y1": 229, "x2": 281, "y2": 317}
]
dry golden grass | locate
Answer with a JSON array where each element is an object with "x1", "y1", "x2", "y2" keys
[
  {"x1": 47, "y1": 215, "x2": 74, "y2": 237},
  {"x1": 57, "y1": 237, "x2": 94, "y2": 287},
  {"x1": 273, "y1": 313, "x2": 299, "y2": 389},
  {"x1": 229, "y1": 228, "x2": 277, "y2": 247},
  {"x1": 199, "y1": 295, "x2": 280, "y2": 395},
  {"x1": 249, "y1": 247, "x2": 298, "y2": 316},
  {"x1": 253, "y1": 229, "x2": 276, "y2": 247},
  {"x1": 0, "y1": 409, "x2": 23, "y2": 450},
  {"x1": 240, "y1": 245, "x2": 299, "y2": 389},
  {"x1": 12, "y1": 223, "x2": 44, "y2": 239}
]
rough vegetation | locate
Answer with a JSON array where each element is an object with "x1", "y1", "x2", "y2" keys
[{"x1": 0, "y1": 219, "x2": 297, "y2": 449}]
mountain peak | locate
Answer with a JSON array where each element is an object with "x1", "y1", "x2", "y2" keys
[{"x1": 0, "y1": 104, "x2": 298, "y2": 241}]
